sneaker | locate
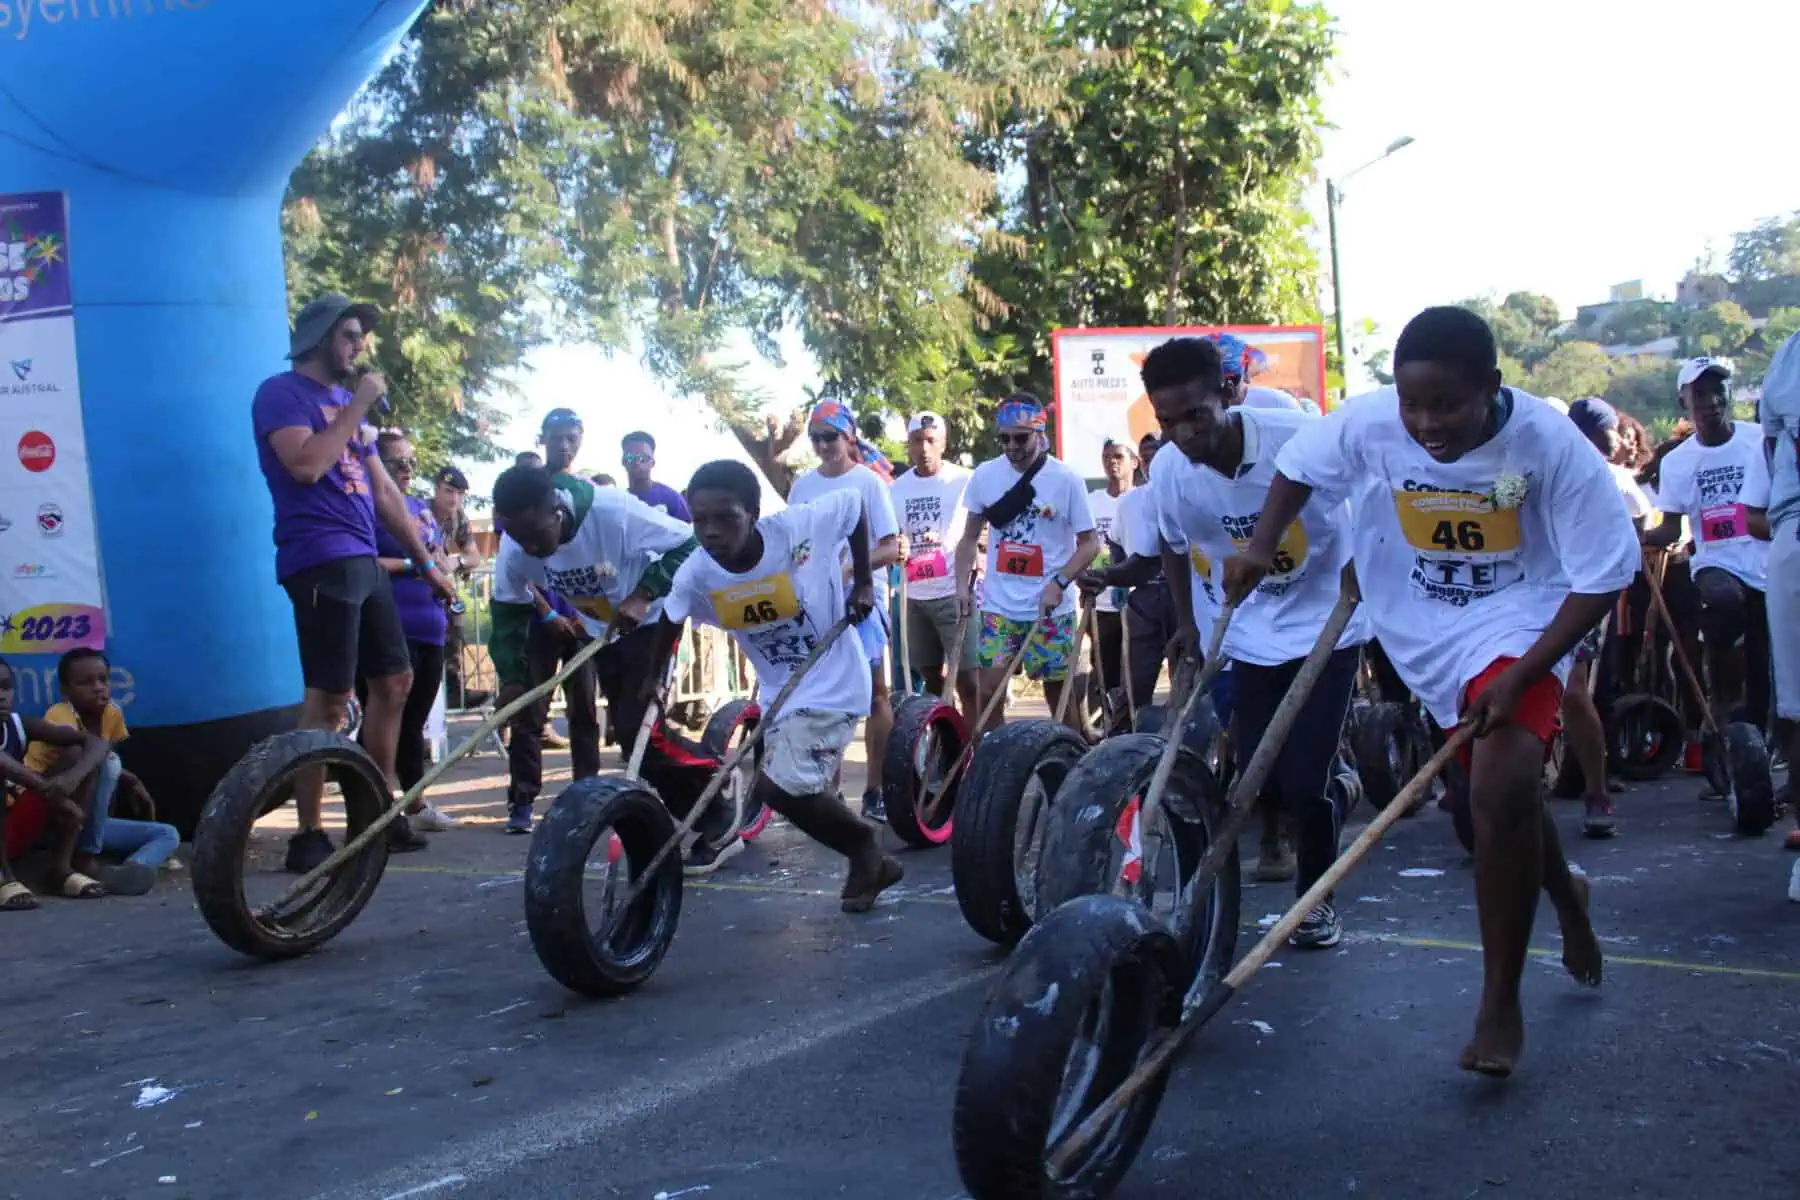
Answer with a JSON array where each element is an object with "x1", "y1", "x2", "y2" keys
[
  {"x1": 683, "y1": 834, "x2": 746, "y2": 877},
  {"x1": 409, "y1": 804, "x2": 460, "y2": 832},
  {"x1": 1581, "y1": 794, "x2": 1618, "y2": 839},
  {"x1": 285, "y1": 829, "x2": 334, "y2": 874},
  {"x1": 387, "y1": 815, "x2": 430, "y2": 853},
  {"x1": 542, "y1": 726, "x2": 571, "y2": 750},
  {"x1": 1288, "y1": 902, "x2": 1341, "y2": 949},
  {"x1": 1789, "y1": 859, "x2": 1800, "y2": 904},
  {"x1": 1254, "y1": 838, "x2": 1296, "y2": 884},
  {"x1": 861, "y1": 789, "x2": 887, "y2": 824},
  {"x1": 505, "y1": 802, "x2": 534, "y2": 835}
]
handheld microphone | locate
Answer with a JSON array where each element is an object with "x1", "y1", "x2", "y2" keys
[{"x1": 355, "y1": 366, "x2": 391, "y2": 413}]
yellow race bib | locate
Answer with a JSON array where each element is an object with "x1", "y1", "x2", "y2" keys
[
  {"x1": 1393, "y1": 490, "x2": 1522, "y2": 555},
  {"x1": 1228, "y1": 520, "x2": 1309, "y2": 577},
  {"x1": 1189, "y1": 546, "x2": 1211, "y2": 579},
  {"x1": 710, "y1": 573, "x2": 803, "y2": 631},
  {"x1": 570, "y1": 594, "x2": 615, "y2": 623}
]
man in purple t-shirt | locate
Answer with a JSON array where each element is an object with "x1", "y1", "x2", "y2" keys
[
  {"x1": 621, "y1": 431, "x2": 692, "y2": 522},
  {"x1": 252, "y1": 293, "x2": 455, "y2": 874}
]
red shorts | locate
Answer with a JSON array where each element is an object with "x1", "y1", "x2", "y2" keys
[
  {"x1": 3, "y1": 791, "x2": 48, "y2": 860},
  {"x1": 1458, "y1": 657, "x2": 1564, "y2": 772}
]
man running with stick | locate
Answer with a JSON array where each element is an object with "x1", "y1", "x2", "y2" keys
[
  {"x1": 1223, "y1": 306, "x2": 1638, "y2": 1077},
  {"x1": 1143, "y1": 336, "x2": 1371, "y2": 949},
  {"x1": 651, "y1": 461, "x2": 905, "y2": 912}
]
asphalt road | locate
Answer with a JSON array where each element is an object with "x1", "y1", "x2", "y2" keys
[{"x1": 3, "y1": 734, "x2": 1797, "y2": 1200}]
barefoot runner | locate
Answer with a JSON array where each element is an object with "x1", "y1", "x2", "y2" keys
[
  {"x1": 652, "y1": 461, "x2": 906, "y2": 912},
  {"x1": 1142, "y1": 336, "x2": 1370, "y2": 948},
  {"x1": 953, "y1": 393, "x2": 1100, "y2": 732},
  {"x1": 1223, "y1": 306, "x2": 1638, "y2": 1077},
  {"x1": 1562, "y1": 397, "x2": 1655, "y2": 837},
  {"x1": 489, "y1": 467, "x2": 729, "y2": 871}
]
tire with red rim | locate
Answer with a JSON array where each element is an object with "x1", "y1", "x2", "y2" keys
[
  {"x1": 882, "y1": 694, "x2": 966, "y2": 848},
  {"x1": 700, "y1": 700, "x2": 769, "y2": 840}
]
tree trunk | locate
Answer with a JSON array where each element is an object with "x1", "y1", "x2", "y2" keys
[{"x1": 1163, "y1": 148, "x2": 1186, "y2": 327}]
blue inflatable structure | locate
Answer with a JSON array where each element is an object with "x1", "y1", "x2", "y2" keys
[{"x1": 0, "y1": 0, "x2": 429, "y2": 834}]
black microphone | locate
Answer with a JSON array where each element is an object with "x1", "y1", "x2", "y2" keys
[{"x1": 354, "y1": 366, "x2": 391, "y2": 413}]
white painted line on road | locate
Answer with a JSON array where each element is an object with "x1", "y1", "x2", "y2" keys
[{"x1": 336, "y1": 962, "x2": 996, "y2": 1200}]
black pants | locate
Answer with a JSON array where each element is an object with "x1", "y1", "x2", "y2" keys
[
  {"x1": 507, "y1": 621, "x2": 602, "y2": 807},
  {"x1": 1230, "y1": 647, "x2": 1360, "y2": 899},
  {"x1": 1125, "y1": 581, "x2": 1178, "y2": 708},
  {"x1": 1095, "y1": 610, "x2": 1124, "y2": 695},
  {"x1": 356, "y1": 639, "x2": 445, "y2": 792},
  {"x1": 1695, "y1": 567, "x2": 1773, "y2": 730},
  {"x1": 592, "y1": 623, "x2": 730, "y2": 839}
]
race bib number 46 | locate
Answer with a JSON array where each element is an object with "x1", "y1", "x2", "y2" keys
[
  {"x1": 995, "y1": 540, "x2": 1045, "y2": 577},
  {"x1": 1394, "y1": 491, "x2": 1522, "y2": 555},
  {"x1": 710, "y1": 573, "x2": 802, "y2": 630},
  {"x1": 1700, "y1": 502, "x2": 1748, "y2": 544}
]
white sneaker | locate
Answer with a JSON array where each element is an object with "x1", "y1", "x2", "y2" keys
[
  {"x1": 409, "y1": 805, "x2": 460, "y2": 832},
  {"x1": 1788, "y1": 860, "x2": 1800, "y2": 904}
]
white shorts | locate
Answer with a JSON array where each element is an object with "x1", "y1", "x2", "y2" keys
[
  {"x1": 1768, "y1": 524, "x2": 1800, "y2": 719},
  {"x1": 762, "y1": 708, "x2": 861, "y2": 797}
]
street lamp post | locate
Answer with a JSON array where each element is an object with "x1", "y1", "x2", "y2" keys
[{"x1": 1327, "y1": 135, "x2": 1415, "y2": 400}]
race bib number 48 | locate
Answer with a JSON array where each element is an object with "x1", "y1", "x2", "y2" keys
[
  {"x1": 1700, "y1": 502, "x2": 1748, "y2": 544},
  {"x1": 905, "y1": 547, "x2": 950, "y2": 583},
  {"x1": 710, "y1": 573, "x2": 802, "y2": 630},
  {"x1": 995, "y1": 540, "x2": 1045, "y2": 577}
]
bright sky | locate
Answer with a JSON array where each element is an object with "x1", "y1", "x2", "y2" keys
[{"x1": 464, "y1": 0, "x2": 1800, "y2": 494}]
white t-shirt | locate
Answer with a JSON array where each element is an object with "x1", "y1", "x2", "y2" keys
[
  {"x1": 1118, "y1": 485, "x2": 1160, "y2": 561},
  {"x1": 1655, "y1": 421, "x2": 1771, "y2": 590},
  {"x1": 1275, "y1": 387, "x2": 1640, "y2": 728},
  {"x1": 888, "y1": 463, "x2": 972, "y2": 602},
  {"x1": 1242, "y1": 386, "x2": 1304, "y2": 413},
  {"x1": 1087, "y1": 486, "x2": 1133, "y2": 612},
  {"x1": 786, "y1": 463, "x2": 901, "y2": 605},
  {"x1": 1151, "y1": 410, "x2": 1368, "y2": 666},
  {"x1": 492, "y1": 486, "x2": 695, "y2": 638},
  {"x1": 1607, "y1": 462, "x2": 1653, "y2": 522},
  {"x1": 663, "y1": 489, "x2": 872, "y2": 717},
  {"x1": 964, "y1": 454, "x2": 1096, "y2": 620}
]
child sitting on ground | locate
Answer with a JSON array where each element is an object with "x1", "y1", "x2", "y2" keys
[
  {"x1": 0, "y1": 654, "x2": 113, "y2": 908},
  {"x1": 20, "y1": 649, "x2": 178, "y2": 900}
]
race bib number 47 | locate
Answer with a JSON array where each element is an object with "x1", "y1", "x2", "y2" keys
[
  {"x1": 710, "y1": 573, "x2": 802, "y2": 630},
  {"x1": 995, "y1": 540, "x2": 1046, "y2": 577}
]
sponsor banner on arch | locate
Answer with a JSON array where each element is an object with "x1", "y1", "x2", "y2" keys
[
  {"x1": 1050, "y1": 324, "x2": 1328, "y2": 468},
  {"x1": 0, "y1": 191, "x2": 105, "y2": 655}
]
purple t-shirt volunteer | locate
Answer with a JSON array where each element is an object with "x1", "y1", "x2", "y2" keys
[
  {"x1": 252, "y1": 371, "x2": 379, "y2": 581},
  {"x1": 631, "y1": 480, "x2": 691, "y2": 522},
  {"x1": 375, "y1": 496, "x2": 449, "y2": 646}
]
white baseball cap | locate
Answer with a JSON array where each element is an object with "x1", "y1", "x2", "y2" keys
[
  {"x1": 907, "y1": 412, "x2": 946, "y2": 435},
  {"x1": 1677, "y1": 356, "x2": 1733, "y2": 389}
]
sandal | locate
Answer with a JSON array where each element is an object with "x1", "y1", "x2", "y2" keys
[
  {"x1": 0, "y1": 879, "x2": 38, "y2": 910},
  {"x1": 58, "y1": 872, "x2": 106, "y2": 899}
]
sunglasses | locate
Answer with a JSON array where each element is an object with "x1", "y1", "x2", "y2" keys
[
  {"x1": 622, "y1": 453, "x2": 652, "y2": 466},
  {"x1": 809, "y1": 429, "x2": 843, "y2": 444},
  {"x1": 998, "y1": 431, "x2": 1037, "y2": 447},
  {"x1": 383, "y1": 456, "x2": 417, "y2": 471}
]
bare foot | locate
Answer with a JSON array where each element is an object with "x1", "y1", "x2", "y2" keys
[
  {"x1": 841, "y1": 855, "x2": 904, "y2": 914},
  {"x1": 1557, "y1": 873, "x2": 1604, "y2": 988},
  {"x1": 1459, "y1": 1003, "x2": 1524, "y2": 1078}
]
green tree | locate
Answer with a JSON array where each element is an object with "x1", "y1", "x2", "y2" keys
[
  {"x1": 1603, "y1": 355, "x2": 1681, "y2": 419},
  {"x1": 1599, "y1": 300, "x2": 1680, "y2": 347},
  {"x1": 1526, "y1": 341, "x2": 1612, "y2": 401},
  {"x1": 1687, "y1": 299, "x2": 1754, "y2": 356},
  {"x1": 1460, "y1": 295, "x2": 1556, "y2": 366},
  {"x1": 1728, "y1": 212, "x2": 1800, "y2": 282}
]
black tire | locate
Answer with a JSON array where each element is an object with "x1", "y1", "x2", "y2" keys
[
  {"x1": 1725, "y1": 721, "x2": 1776, "y2": 836},
  {"x1": 1035, "y1": 734, "x2": 1240, "y2": 1000},
  {"x1": 1606, "y1": 694, "x2": 1684, "y2": 782},
  {"x1": 191, "y1": 731, "x2": 392, "y2": 960},
  {"x1": 883, "y1": 696, "x2": 966, "y2": 848},
  {"x1": 1351, "y1": 701, "x2": 1409, "y2": 809},
  {"x1": 1133, "y1": 697, "x2": 1228, "y2": 789},
  {"x1": 525, "y1": 777, "x2": 685, "y2": 997},
  {"x1": 700, "y1": 699, "x2": 766, "y2": 839},
  {"x1": 953, "y1": 894, "x2": 1186, "y2": 1200},
  {"x1": 952, "y1": 721, "x2": 1090, "y2": 947}
]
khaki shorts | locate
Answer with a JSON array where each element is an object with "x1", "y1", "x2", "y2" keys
[
  {"x1": 1769, "y1": 523, "x2": 1800, "y2": 720},
  {"x1": 904, "y1": 594, "x2": 981, "y2": 673},
  {"x1": 762, "y1": 708, "x2": 861, "y2": 797}
]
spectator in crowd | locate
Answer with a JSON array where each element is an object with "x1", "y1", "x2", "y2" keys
[
  {"x1": 1207, "y1": 332, "x2": 1312, "y2": 412},
  {"x1": 516, "y1": 450, "x2": 543, "y2": 469},
  {"x1": 19, "y1": 649, "x2": 180, "y2": 896},
  {"x1": 431, "y1": 465, "x2": 489, "y2": 709},
  {"x1": 593, "y1": 473, "x2": 617, "y2": 488},
  {"x1": 252, "y1": 294, "x2": 453, "y2": 872},
  {"x1": 891, "y1": 412, "x2": 979, "y2": 718},
  {"x1": 0, "y1": 655, "x2": 112, "y2": 906},
  {"x1": 622, "y1": 431, "x2": 693, "y2": 521},
  {"x1": 364, "y1": 432, "x2": 459, "y2": 831}
]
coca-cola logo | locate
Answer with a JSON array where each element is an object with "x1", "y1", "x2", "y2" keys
[{"x1": 17, "y1": 430, "x2": 54, "y2": 472}]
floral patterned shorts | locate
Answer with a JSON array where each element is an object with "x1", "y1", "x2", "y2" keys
[{"x1": 977, "y1": 609, "x2": 1078, "y2": 682}]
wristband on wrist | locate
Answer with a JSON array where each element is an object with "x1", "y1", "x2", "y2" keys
[{"x1": 1052, "y1": 572, "x2": 1070, "y2": 589}]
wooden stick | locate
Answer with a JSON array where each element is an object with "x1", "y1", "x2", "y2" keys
[
  {"x1": 896, "y1": 565, "x2": 911, "y2": 697},
  {"x1": 1046, "y1": 723, "x2": 1476, "y2": 1175},
  {"x1": 1639, "y1": 551, "x2": 1718, "y2": 736},
  {"x1": 1138, "y1": 590, "x2": 1359, "y2": 902},
  {"x1": 626, "y1": 637, "x2": 684, "y2": 782},
  {"x1": 920, "y1": 616, "x2": 1037, "y2": 825},
  {"x1": 261, "y1": 622, "x2": 623, "y2": 920},
  {"x1": 595, "y1": 617, "x2": 855, "y2": 935},
  {"x1": 1109, "y1": 602, "x2": 1239, "y2": 899},
  {"x1": 1052, "y1": 601, "x2": 1095, "y2": 726},
  {"x1": 1120, "y1": 597, "x2": 1137, "y2": 730}
]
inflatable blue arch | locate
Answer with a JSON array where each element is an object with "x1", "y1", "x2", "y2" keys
[{"x1": 0, "y1": 1, "x2": 429, "y2": 834}]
